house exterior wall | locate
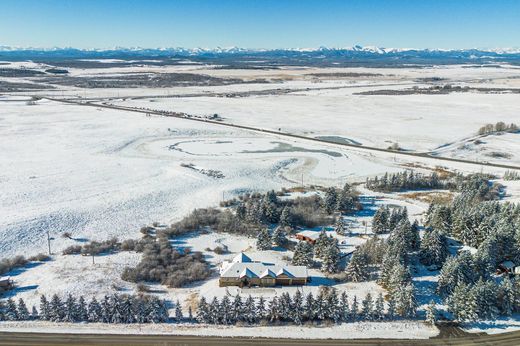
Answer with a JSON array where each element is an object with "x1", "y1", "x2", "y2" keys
[{"x1": 219, "y1": 276, "x2": 306, "y2": 287}]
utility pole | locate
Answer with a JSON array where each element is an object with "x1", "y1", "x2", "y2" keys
[
  {"x1": 92, "y1": 252, "x2": 95, "y2": 265},
  {"x1": 46, "y1": 230, "x2": 53, "y2": 255},
  {"x1": 301, "y1": 173, "x2": 304, "y2": 187}
]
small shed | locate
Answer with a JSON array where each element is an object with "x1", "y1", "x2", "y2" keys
[
  {"x1": 497, "y1": 261, "x2": 516, "y2": 274},
  {"x1": 295, "y1": 231, "x2": 320, "y2": 245}
]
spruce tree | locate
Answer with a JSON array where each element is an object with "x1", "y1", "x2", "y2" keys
[
  {"x1": 17, "y1": 298, "x2": 29, "y2": 320},
  {"x1": 345, "y1": 252, "x2": 369, "y2": 282},
  {"x1": 88, "y1": 297, "x2": 102, "y2": 322},
  {"x1": 175, "y1": 299, "x2": 183, "y2": 321},
  {"x1": 321, "y1": 242, "x2": 341, "y2": 274},
  {"x1": 39, "y1": 295, "x2": 50, "y2": 321},
  {"x1": 374, "y1": 293, "x2": 385, "y2": 321},
  {"x1": 324, "y1": 187, "x2": 338, "y2": 214},
  {"x1": 196, "y1": 297, "x2": 209, "y2": 324},
  {"x1": 292, "y1": 291, "x2": 304, "y2": 325},
  {"x1": 256, "y1": 228, "x2": 272, "y2": 250},
  {"x1": 5, "y1": 298, "x2": 18, "y2": 321},
  {"x1": 334, "y1": 217, "x2": 347, "y2": 236},
  {"x1": 425, "y1": 300, "x2": 437, "y2": 325},
  {"x1": 292, "y1": 241, "x2": 314, "y2": 267},
  {"x1": 77, "y1": 296, "x2": 88, "y2": 322},
  {"x1": 279, "y1": 207, "x2": 293, "y2": 228},
  {"x1": 244, "y1": 295, "x2": 257, "y2": 324},
  {"x1": 271, "y1": 226, "x2": 287, "y2": 247},
  {"x1": 256, "y1": 296, "x2": 266, "y2": 321},
  {"x1": 361, "y1": 293, "x2": 374, "y2": 321},
  {"x1": 31, "y1": 306, "x2": 39, "y2": 320}
]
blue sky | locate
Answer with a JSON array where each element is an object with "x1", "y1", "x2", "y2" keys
[{"x1": 0, "y1": 0, "x2": 519, "y2": 49}]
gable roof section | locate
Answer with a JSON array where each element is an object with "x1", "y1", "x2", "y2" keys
[
  {"x1": 232, "y1": 252, "x2": 252, "y2": 263},
  {"x1": 221, "y1": 262, "x2": 307, "y2": 279}
]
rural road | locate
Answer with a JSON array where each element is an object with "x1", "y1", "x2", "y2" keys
[
  {"x1": 46, "y1": 96, "x2": 520, "y2": 172},
  {"x1": 1, "y1": 330, "x2": 520, "y2": 346}
]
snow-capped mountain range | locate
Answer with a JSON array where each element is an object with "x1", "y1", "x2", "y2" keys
[{"x1": 1, "y1": 45, "x2": 520, "y2": 55}]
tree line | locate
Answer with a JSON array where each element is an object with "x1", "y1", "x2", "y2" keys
[
  {"x1": 195, "y1": 288, "x2": 417, "y2": 325},
  {"x1": 0, "y1": 294, "x2": 170, "y2": 323}
]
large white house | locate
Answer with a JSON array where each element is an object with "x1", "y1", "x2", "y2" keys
[{"x1": 219, "y1": 253, "x2": 308, "y2": 287}]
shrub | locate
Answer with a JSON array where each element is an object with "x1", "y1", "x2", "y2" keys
[
  {"x1": 122, "y1": 238, "x2": 211, "y2": 288},
  {"x1": 0, "y1": 255, "x2": 28, "y2": 275},
  {"x1": 28, "y1": 253, "x2": 51, "y2": 262}
]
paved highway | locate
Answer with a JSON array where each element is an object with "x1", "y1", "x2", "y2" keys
[
  {"x1": 0, "y1": 330, "x2": 519, "y2": 346},
  {"x1": 47, "y1": 97, "x2": 520, "y2": 172}
]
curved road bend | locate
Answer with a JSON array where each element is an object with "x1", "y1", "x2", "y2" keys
[
  {"x1": 1, "y1": 330, "x2": 520, "y2": 346},
  {"x1": 45, "y1": 97, "x2": 520, "y2": 172}
]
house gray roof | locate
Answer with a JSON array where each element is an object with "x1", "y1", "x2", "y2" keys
[
  {"x1": 221, "y1": 262, "x2": 308, "y2": 279},
  {"x1": 232, "y1": 252, "x2": 252, "y2": 263}
]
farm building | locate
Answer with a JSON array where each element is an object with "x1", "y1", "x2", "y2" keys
[
  {"x1": 497, "y1": 261, "x2": 516, "y2": 275},
  {"x1": 295, "y1": 230, "x2": 321, "y2": 245},
  {"x1": 219, "y1": 253, "x2": 308, "y2": 287}
]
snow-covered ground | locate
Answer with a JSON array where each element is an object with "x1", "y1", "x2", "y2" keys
[
  {"x1": 2, "y1": 63, "x2": 520, "y2": 338},
  {"x1": 0, "y1": 320, "x2": 438, "y2": 339}
]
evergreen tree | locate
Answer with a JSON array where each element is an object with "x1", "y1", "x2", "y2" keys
[
  {"x1": 350, "y1": 296, "x2": 359, "y2": 321},
  {"x1": 279, "y1": 207, "x2": 294, "y2": 228},
  {"x1": 321, "y1": 242, "x2": 341, "y2": 273},
  {"x1": 49, "y1": 294, "x2": 65, "y2": 322},
  {"x1": 304, "y1": 292, "x2": 315, "y2": 321},
  {"x1": 314, "y1": 229, "x2": 331, "y2": 259},
  {"x1": 268, "y1": 296, "x2": 279, "y2": 322},
  {"x1": 77, "y1": 296, "x2": 88, "y2": 322},
  {"x1": 17, "y1": 298, "x2": 29, "y2": 320},
  {"x1": 231, "y1": 294, "x2": 243, "y2": 323},
  {"x1": 31, "y1": 306, "x2": 39, "y2": 320},
  {"x1": 256, "y1": 228, "x2": 272, "y2": 250},
  {"x1": 326, "y1": 289, "x2": 341, "y2": 323},
  {"x1": 271, "y1": 226, "x2": 287, "y2": 247},
  {"x1": 345, "y1": 252, "x2": 369, "y2": 282},
  {"x1": 292, "y1": 290, "x2": 304, "y2": 325},
  {"x1": 175, "y1": 299, "x2": 183, "y2": 321},
  {"x1": 39, "y1": 295, "x2": 50, "y2": 321},
  {"x1": 334, "y1": 217, "x2": 347, "y2": 236},
  {"x1": 498, "y1": 277, "x2": 515, "y2": 316},
  {"x1": 339, "y1": 291, "x2": 350, "y2": 322},
  {"x1": 420, "y1": 229, "x2": 449, "y2": 267},
  {"x1": 219, "y1": 296, "x2": 231, "y2": 325},
  {"x1": 314, "y1": 291, "x2": 326, "y2": 320},
  {"x1": 448, "y1": 283, "x2": 476, "y2": 322},
  {"x1": 5, "y1": 298, "x2": 18, "y2": 321},
  {"x1": 256, "y1": 296, "x2": 266, "y2": 321},
  {"x1": 374, "y1": 293, "x2": 385, "y2": 321},
  {"x1": 386, "y1": 295, "x2": 397, "y2": 320},
  {"x1": 196, "y1": 297, "x2": 209, "y2": 323},
  {"x1": 372, "y1": 206, "x2": 389, "y2": 234},
  {"x1": 101, "y1": 295, "x2": 111, "y2": 323},
  {"x1": 63, "y1": 294, "x2": 77, "y2": 322},
  {"x1": 426, "y1": 301, "x2": 437, "y2": 325},
  {"x1": 361, "y1": 293, "x2": 374, "y2": 321},
  {"x1": 324, "y1": 187, "x2": 338, "y2": 214},
  {"x1": 244, "y1": 295, "x2": 257, "y2": 324},
  {"x1": 292, "y1": 241, "x2": 314, "y2": 267},
  {"x1": 395, "y1": 283, "x2": 418, "y2": 318},
  {"x1": 88, "y1": 297, "x2": 102, "y2": 322}
]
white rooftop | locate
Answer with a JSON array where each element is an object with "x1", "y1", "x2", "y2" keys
[
  {"x1": 221, "y1": 262, "x2": 308, "y2": 279},
  {"x1": 296, "y1": 230, "x2": 322, "y2": 240}
]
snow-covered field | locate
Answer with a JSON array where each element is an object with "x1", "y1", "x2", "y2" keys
[{"x1": 2, "y1": 62, "x2": 520, "y2": 339}]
